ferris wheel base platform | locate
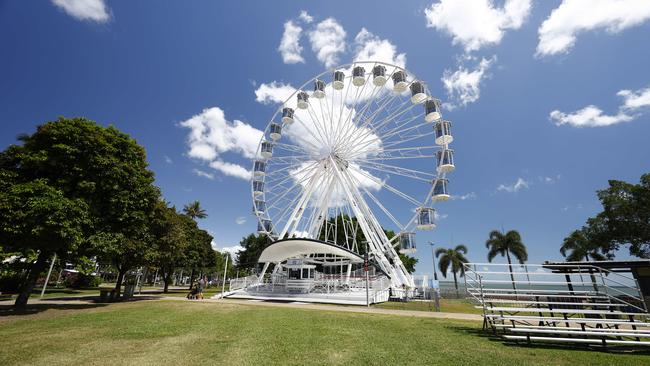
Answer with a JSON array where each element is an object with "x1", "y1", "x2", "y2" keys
[{"x1": 221, "y1": 288, "x2": 389, "y2": 306}]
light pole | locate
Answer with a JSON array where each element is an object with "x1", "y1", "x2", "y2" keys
[{"x1": 429, "y1": 242, "x2": 440, "y2": 312}]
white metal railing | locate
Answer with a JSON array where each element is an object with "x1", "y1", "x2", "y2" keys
[
  {"x1": 464, "y1": 262, "x2": 647, "y2": 313},
  {"x1": 229, "y1": 275, "x2": 259, "y2": 291}
]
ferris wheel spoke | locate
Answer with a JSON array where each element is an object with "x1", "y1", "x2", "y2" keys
[
  {"x1": 356, "y1": 160, "x2": 435, "y2": 180},
  {"x1": 380, "y1": 130, "x2": 435, "y2": 150},
  {"x1": 273, "y1": 142, "x2": 314, "y2": 156},
  {"x1": 346, "y1": 168, "x2": 404, "y2": 230},
  {"x1": 351, "y1": 166, "x2": 423, "y2": 206},
  {"x1": 292, "y1": 114, "x2": 330, "y2": 151}
]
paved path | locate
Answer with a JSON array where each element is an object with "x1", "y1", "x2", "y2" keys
[
  {"x1": 162, "y1": 296, "x2": 483, "y2": 321},
  {"x1": 1, "y1": 295, "x2": 482, "y2": 322}
]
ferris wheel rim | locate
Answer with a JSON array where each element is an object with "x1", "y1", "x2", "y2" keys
[{"x1": 251, "y1": 60, "x2": 451, "y2": 242}]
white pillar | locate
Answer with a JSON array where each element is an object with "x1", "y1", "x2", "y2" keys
[{"x1": 41, "y1": 253, "x2": 57, "y2": 298}]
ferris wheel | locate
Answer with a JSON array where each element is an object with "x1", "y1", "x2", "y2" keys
[{"x1": 251, "y1": 61, "x2": 455, "y2": 288}]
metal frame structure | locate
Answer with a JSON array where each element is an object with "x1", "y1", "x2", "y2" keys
[
  {"x1": 249, "y1": 61, "x2": 455, "y2": 293},
  {"x1": 465, "y1": 262, "x2": 650, "y2": 347}
]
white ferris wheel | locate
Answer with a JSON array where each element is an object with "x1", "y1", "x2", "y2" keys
[{"x1": 251, "y1": 61, "x2": 455, "y2": 289}]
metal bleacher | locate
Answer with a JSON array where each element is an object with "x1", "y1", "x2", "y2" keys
[{"x1": 464, "y1": 262, "x2": 650, "y2": 347}]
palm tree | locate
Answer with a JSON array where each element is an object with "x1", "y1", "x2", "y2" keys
[
  {"x1": 435, "y1": 245, "x2": 469, "y2": 297},
  {"x1": 561, "y1": 229, "x2": 612, "y2": 291},
  {"x1": 486, "y1": 230, "x2": 528, "y2": 293},
  {"x1": 560, "y1": 229, "x2": 611, "y2": 262},
  {"x1": 183, "y1": 201, "x2": 207, "y2": 220}
]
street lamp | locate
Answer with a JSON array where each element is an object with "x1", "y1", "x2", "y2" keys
[{"x1": 429, "y1": 241, "x2": 441, "y2": 312}]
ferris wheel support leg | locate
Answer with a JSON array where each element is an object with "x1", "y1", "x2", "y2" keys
[
  {"x1": 346, "y1": 263, "x2": 352, "y2": 284},
  {"x1": 257, "y1": 262, "x2": 270, "y2": 285}
]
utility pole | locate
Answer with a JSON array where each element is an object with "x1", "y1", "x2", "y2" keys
[
  {"x1": 40, "y1": 253, "x2": 57, "y2": 298},
  {"x1": 220, "y1": 254, "x2": 229, "y2": 299},
  {"x1": 429, "y1": 242, "x2": 440, "y2": 312}
]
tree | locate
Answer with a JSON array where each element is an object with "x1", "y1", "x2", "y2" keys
[
  {"x1": 435, "y1": 245, "x2": 469, "y2": 297},
  {"x1": 1, "y1": 118, "x2": 160, "y2": 297},
  {"x1": 579, "y1": 173, "x2": 650, "y2": 258},
  {"x1": 150, "y1": 203, "x2": 187, "y2": 293},
  {"x1": 177, "y1": 214, "x2": 215, "y2": 289},
  {"x1": 236, "y1": 234, "x2": 272, "y2": 271},
  {"x1": 485, "y1": 230, "x2": 528, "y2": 291},
  {"x1": 183, "y1": 201, "x2": 207, "y2": 220},
  {"x1": 561, "y1": 229, "x2": 612, "y2": 262},
  {"x1": 0, "y1": 180, "x2": 90, "y2": 307}
]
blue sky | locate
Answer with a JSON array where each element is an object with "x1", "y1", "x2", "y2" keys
[{"x1": 2, "y1": 1, "x2": 650, "y2": 277}]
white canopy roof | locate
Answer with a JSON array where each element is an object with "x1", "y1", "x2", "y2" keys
[{"x1": 258, "y1": 239, "x2": 364, "y2": 264}]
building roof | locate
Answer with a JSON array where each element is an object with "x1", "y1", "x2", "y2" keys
[
  {"x1": 543, "y1": 260, "x2": 650, "y2": 273},
  {"x1": 258, "y1": 238, "x2": 364, "y2": 264}
]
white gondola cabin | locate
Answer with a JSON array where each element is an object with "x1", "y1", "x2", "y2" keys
[
  {"x1": 392, "y1": 70, "x2": 408, "y2": 92},
  {"x1": 297, "y1": 91, "x2": 309, "y2": 109},
  {"x1": 261, "y1": 141, "x2": 273, "y2": 159},
  {"x1": 399, "y1": 232, "x2": 416, "y2": 254},
  {"x1": 333, "y1": 70, "x2": 345, "y2": 90},
  {"x1": 434, "y1": 120, "x2": 453, "y2": 145},
  {"x1": 416, "y1": 207, "x2": 436, "y2": 230},
  {"x1": 258, "y1": 219, "x2": 272, "y2": 234},
  {"x1": 253, "y1": 180, "x2": 264, "y2": 196},
  {"x1": 436, "y1": 149, "x2": 455, "y2": 173},
  {"x1": 410, "y1": 81, "x2": 427, "y2": 104},
  {"x1": 424, "y1": 98, "x2": 442, "y2": 122},
  {"x1": 269, "y1": 123, "x2": 282, "y2": 141},
  {"x1": 313, "y1": 79, "x2": 326, "y2": 99},
  {"x1": 254, "y1": 200, "x2": 266, "y2": 214},
  {"x1": 372, "y1": 65, "x2": 387, "y2": 87},
  {"x1": 433, "y1": 178, "x2": 450, "y2": 201},
  {"x1": 352, "y1": 66, "x2": 366, "y2": 86},
  {"x1": 253, "y1": 160, "x2": 267, "y2": 177},
  {"x1": 282, "y1": 107, "x2": 294, "y2": 124}
]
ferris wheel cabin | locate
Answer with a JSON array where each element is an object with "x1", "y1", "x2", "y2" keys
[
  {"x1": 281, "y1": 107, "x2": 294, "y2": 124},
  {"x1": 269, "y1": 123, "x2": 282, "y2": 141},
  {"x1": 333, "y1": 70, "x2": 345, "y2": 90},
  {"x1": 352, "y1": 66, "x2": 366, "y2": 86},
  {"x1": 372, "y1": 65, "x2": 387, "y2": 86},
  {"x1": 392, "y1": 71, "x2": 408, "y2": 92}
]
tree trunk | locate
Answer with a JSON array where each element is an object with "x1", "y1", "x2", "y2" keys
[
  {"x1": 114, "y1": 266, "x2": 127, "y2": 299},
  {"x1": 14, "y1": 251, "x2": 51, "y2": 308},
  {"x1": 452, "y1": 270, "x2": 459, "y2": 298},
  {"x1": 163, "y1": 266, "x2": 173, "y2": 293},
  {"x1": 188, "y1": 269, "x2": 196, "y2": 290},
  {"x1": 506, "y1": 250, "x2": 518, "y2": 295}
]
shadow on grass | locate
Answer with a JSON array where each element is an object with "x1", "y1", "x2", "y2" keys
[
  {"x1": 0, "y1": 295, "x2": 163, "y2": 317},
  {"x1": 449, "y1": 325, "x2": 650, "y2": 355},
  {"x1": 0, "y1": 302, "x2": 109, "y2": 317}
]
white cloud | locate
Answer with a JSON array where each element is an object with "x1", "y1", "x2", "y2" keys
[
  {"x1": 308, "y1": 18, "x2": 346, "y2": 68},
  {"x1": 193, "y1": 168, "x2": 214, "y2": 180},
  {"x1": 434, "y1": 212, "x2": 449, "y2": 220},
  {"x1": 209, "y1": 160, "x2": 251, "y2": 180},
  {"x1": 550, "y1": 86, "x2": 650, "y2": 127},
  {"x1": 537, "y1": 0, "x2": 650, "y2": 57},
  {"x1": 452, "y1": 192, "x2": 477, "y2": 200},
  {"x1": 279, "y1": 20, "x2": 305, "y2": 64},
  {"x1": 299, "y1": 10, "x2": 314, "y2": 24},
  {"x1": 254, "y1": 82, "x2": 297, "y2": 105},
  {"x1": 425, "y1": 0, "x2": 532, "y2": 52},
  {"x1": 442, "y1": 57, "x2": 495, "y2": 108},
  {"x1": 164, "y1": 155, "x2": 173, "y2": 164},
  {"x1": 235, "y1": 216, "x2": 247, "y2": 225},
  {"x1": 52, "y1": 0, "x2": 110, "y2": 23},
  {"x1": 539, "y1": 174, "x2": 562, "y2": 184},
  {"x1": 215, "y1": 245, "x2": 244, "y2": 262},
  {"x1": 618, "y1": 87, "x2": 650, "y2": 110},
  {"x1": 180, "y1": 107, "x2": 263, "y2": 161},
  {"x1": 497, "y1": 177, "x2": 530, "y2": 193},
  {"x1": 353, "y1": 28, "x2": 406, "y2": 68}
]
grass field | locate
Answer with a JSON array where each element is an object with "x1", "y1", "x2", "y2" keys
[
  {"x1": 374, "y1": 298, "x2": 483, "y2": 314},
  {"x1": 1, "y1": 300, "x2": 648, "y2": 365}
]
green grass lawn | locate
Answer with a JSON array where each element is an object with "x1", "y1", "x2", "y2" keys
[
  {"x1": 0, "y1": 300, "x2": 647, "y2": 365},
  {"x1": 374, "y1": 298, "x2": 483, "y2": 314}
]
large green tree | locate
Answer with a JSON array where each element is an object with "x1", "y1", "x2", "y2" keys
[
  {"x1": 485, "y1": 230, "x2": 527, "y2": 291},
  {"x1": 150, "y1": 203, "x2": 187, "y2": 293},
  {"x1": 0, "y1": 179, "x2": 90, "y2": 307},
  {"x1": 1, "y1": 118, "x2": 160, "y2": 297},
  {"x1": 236, "y1": 234, "x2": 272, "y2": 271},
  {"x1": 435, "y1": 245, "x2": 469, "y2": 297},
  {"x1": 577, "y1": 173, "x2": 650, "y2": 258}
]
